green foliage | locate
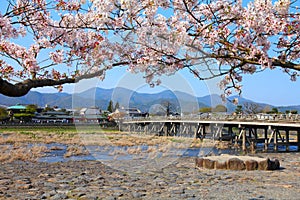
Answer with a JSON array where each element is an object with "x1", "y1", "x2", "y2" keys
[
  {"x1": 107, "y1": 100, "x2": 114, "y2": 113},
  {"x1": 291, "y1": 110, "x2": 298, "y2": 114},
  {"x1": 213, "y1": 104, "x2": 227, "y2": 112},
  {"x1": 285, "y1": 110, "x2": 298, "y2": 114},
  {"x1": 199, "y1": 107, "x2": 212, "y2": 113},
  {"x1": 26, "y1": 104, "x2": 37, "y2": 113},
  {"x1": 43, "y1": 106, "x2": 54, "y2": 112},
  {"x1": 235, "y1": 105, "x2": 243, "y2": 114},
  {"x1": 0, "y1": 107, "x2": 8, "y2": 119},
  {"x1": 267, "y1": 107, "x2": 279, "y2": 114},
  {"x1": 14, "y1": 113, "x2": 34, "y2": 120}
]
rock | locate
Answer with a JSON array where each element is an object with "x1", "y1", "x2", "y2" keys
[
  {"x1": 268, "y1": 159, "x2": 280, "y2": 170},
  {"x1": 258, "y1": 159, "x2": 269, "y2": 170},
  {"x1": 172, "y1": 188, "x2": 185, "y2": 194},
  {"x1": 245, "y1": 160, "x2": 258, "y2": 170},
  {"x1": 195, "y1": 155, "x2": 280, "y2": 171},
  {"x1": 203, "y1": 159, "x2": 215, "y2": 169},
  {"x1": 215, "y1": 161, "x2": 227, "y2": 170},
  {"x1": 195, "y1": 158, "x2": 203, "y2": 168},
  {"x1": 15, "y1": 183, "x2": 33, "y2": 189},
  {"x1": 50, "y1": 193, "x2": 68, "y2": 200},
  {"x1": 227, "y1": 158, "x2": 246, "y2": 170},
  {"x1": 132, "y1": 192, "x2": 146, "y2": 198}
]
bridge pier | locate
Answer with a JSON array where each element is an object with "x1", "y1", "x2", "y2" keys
[{"x1": 298, "y1": 130, "x2": 300, "y2": 151}]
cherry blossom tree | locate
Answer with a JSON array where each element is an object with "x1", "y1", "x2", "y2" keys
[{"x1": 1, "y1": 0, "x2": 300, "y2": 98}]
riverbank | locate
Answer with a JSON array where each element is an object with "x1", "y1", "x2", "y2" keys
[
  {"x1": 0, "y1": 128, "x2": 300, "y2": 199},
  {"x1": 0, "y1": 129, "x2": 217, "y2": 163},
  {"x1": 0, "y1": 152, "x2": 299, "y2": 199}
]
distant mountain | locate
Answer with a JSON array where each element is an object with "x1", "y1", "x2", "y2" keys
[
  {"x1": 277, "y1": 105, "x2": 300, "y2": 113},
  {"x1": 0, "y1": 87, "x2": 297, "y2": 113},
  {"x1": 0, "y1": 91, "x2": 71, "y2": 108}
]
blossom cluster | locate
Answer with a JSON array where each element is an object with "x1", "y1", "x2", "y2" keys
[{"x1": 0, "y1": 0, "x2": 299, "y2": 96}]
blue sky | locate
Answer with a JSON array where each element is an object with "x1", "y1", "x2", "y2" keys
[{"x1": 33, "y1": 65, "x2": 300, "y2": 106}]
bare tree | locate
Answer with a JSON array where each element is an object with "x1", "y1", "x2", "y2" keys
[{"x1": 243, "y1": 102, "x2": 263, "y2": 114}]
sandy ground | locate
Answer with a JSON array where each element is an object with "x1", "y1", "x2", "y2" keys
[{"x1": 0, "y1": 131, "x2": 300, "y2": 199}]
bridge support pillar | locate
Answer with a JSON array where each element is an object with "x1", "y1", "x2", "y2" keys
[
  {"x1": 274, "y1": 128, "x2": 278, "y2": 152},
  {"x1": 242, "y1": 128, "x2": 246, "y2": 152},
  {"x1": 297, "y1": 130, "x2": 300, "y2": 152},
  {"x1": 286, "y1": 130, "x2": 290, "y2": 152},
  {"x1": 264, "y1": 127, "x2": 268, "y2": 151}
]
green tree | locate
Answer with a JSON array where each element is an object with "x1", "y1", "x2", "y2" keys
[
  {"x1": 43, "y1": 106, "x2": 54, "y2": 112},
  {"x1": 268, "y1": 107, "x2": 279, "y2": 114},
  {"x1": 107, "y1": 100, "x2": 114, "y2": 113},
  {"x1": 0, "y1": 107, "x2": 8, "y2": 120},
  {"x1": 235, "y1": 105, "x2": 243, "y2": 114},
  {"x1": 213, "y1": 105, "x2": 227, "y2": 112},
  {"x1": 26, "y1": 104, "x2": 37, "y2": 114},
  {"x1": 199, "y1": 107, "x2": 212, "y2": 113}
]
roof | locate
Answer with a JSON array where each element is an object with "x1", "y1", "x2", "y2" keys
[
  {"x1": 8, "y1": 105, "x2": 26, "y2": 110},
  {"x1": 43, "y1": 111, "x2": 68, "y2": 116},
  {"x1": 116, "y1": 108, "x2": 141, "y2": 114}
]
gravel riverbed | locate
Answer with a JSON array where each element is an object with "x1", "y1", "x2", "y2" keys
[{"x1": 0, "y1": 152, "x2": 300, "y2": 200}]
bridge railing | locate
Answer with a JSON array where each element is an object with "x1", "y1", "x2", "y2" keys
[{"x1": 121, "y1": 113, "x2": 300, "y2": 123}]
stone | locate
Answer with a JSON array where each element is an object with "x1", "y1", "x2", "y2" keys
[
  {"x1": 227, "y1": 158, "x2": 245, "y2": 170},
  {"x1": 132, "y1": 192, "x2": 146, "y2": 198},
  {"x1": 215, "y1": 161, "x2": 227, "y2": 170},
  {"x1": 268, "y1": 159, "x2": 280, "y2": 170},
  {"x1": 245, "y1": 160, "x2": 258, "y2": 170},
  {"x1": 195, "y1": 155, "x2": 280, "y2": 171},
  {"x1": 195, "y1": 158, "x2": 203, "y2": 168},
  {"x1": 203, "y1": 158, "x2": 215, "y2": 169},
  {"x1": 50, "y1": 193, "x2": 68, "y2": 200},
  {"x1": 258, "y1": 159, "x2": 269, "y2": 170}
]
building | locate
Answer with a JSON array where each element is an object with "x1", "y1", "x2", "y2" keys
[
  {"x1": 7, "y1": 104, "x2": 27, "y2": 113},
  {"x1": 33, "y1": 111, "x2": 73, "y2": 123},
  {"x1": 113, "y1": 107, "x2": 148, "y2": 119}
]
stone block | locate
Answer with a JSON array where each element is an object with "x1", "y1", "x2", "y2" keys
[
  {"x1": 194, "y1": 155, "x2": 280, "y2": 171},
  {"x1": 268, "y1": 159, "x2": 280, "y2": 170},
  {"x1": 203, "y1": 158, "x2": 215, "y2": 169},
  {"x1": 215, "y1": 161, "x2": 227, "y2": 170},
  {"x1": 245, "y1": 160, "x2": 258, "y2": 170},
  {"x1": 227, "y1": 158, "x2": 245, "y2": 170},
  {"x1": 195, "y1": 158, "x2": 203, "y2": 168},
  {"x1": 258, "y1": 159, "x2": 269, "y2": 170}
]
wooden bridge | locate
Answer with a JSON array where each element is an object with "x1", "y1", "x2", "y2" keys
[{"x1": 120, "y1": 116, "x2": 300, "y2": 152}]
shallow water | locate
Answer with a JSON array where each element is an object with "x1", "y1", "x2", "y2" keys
[
  {"x1": 38, "y1": 143, "x2": 239, "y2": 163},
  {"x1": 1, "y1": 141, "x2": 297, "y2": 163}
]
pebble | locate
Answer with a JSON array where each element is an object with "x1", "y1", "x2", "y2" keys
[{"x1": 0, "y1": 153, "x2": 299, "y2": 199}]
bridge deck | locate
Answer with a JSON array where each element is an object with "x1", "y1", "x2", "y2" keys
[
  {"x1": 120, "y1": 118, "x2": 300, "y2": 152},
  {"x1": 122, "y1": 119, "x2": 300, "y2": 128}
]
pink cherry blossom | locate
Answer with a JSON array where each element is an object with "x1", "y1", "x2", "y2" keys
[{"x1": 0, "y1": 0, "x2": 300, "y2": 97}]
